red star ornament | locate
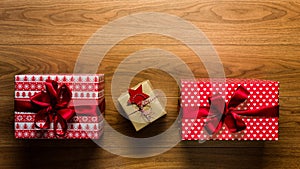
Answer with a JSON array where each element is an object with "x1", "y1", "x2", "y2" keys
[{"x1": 128, "y1": 85, "x2": 149, "y2": 108}]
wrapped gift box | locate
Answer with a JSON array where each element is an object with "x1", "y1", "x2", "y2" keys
[
  {"x1": 118, "y1": 80, "x2": 167, "y2": 131},
  {"x1": 14, "y1": 74, "x2": 105, "y2": 139},
  {"x1": 181, "y1": 79, "x2": 279, "y2": 141}
]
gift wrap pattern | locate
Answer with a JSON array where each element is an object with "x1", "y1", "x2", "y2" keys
[
  {"x1": 14, "y1": 74, "x2": 105, "y2": 139},
  {"x1": 181, "y1": 79, "x2": 279, "y2": 141}
]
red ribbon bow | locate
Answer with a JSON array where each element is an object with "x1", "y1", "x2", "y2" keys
[
  {"x1": 183, "y1": 86, "x2": 279, "y2": 135},
  {"x1": 31, "y1": 80, "x2": 75, "y2": 137}
]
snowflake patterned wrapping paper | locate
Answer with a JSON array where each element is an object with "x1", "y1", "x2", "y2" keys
[
  {"x1": 181, "y1": 79, "x2": 279, "y2": 141},
  {"x1": 14, "y1": 74, "x2": 105, "y2": 139}
]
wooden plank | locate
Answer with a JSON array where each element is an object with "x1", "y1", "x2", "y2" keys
[
  {"x1": 0, "y1": 147, "x2": 299, "y2": 169},
  {"x1": 0, "y1": 0, "x2": 300, "y2": 45},
  {"x1": 0, "y1": 45, "x2": 299, "y2": 97}
]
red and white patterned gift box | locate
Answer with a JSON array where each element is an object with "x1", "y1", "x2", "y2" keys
[
  {"x1": 181, "y1": 79, "x2": 279, "y2": 141},
  {"x1": 14, "y1": 74, "x2": 105, "y2": 139}
]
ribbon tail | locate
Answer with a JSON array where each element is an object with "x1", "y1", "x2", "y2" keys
[
  {"x1": 34, "y1": 108, "x2": 51, "y2": 129},
  {"x1": 227, "y1": 86, "x2": 250, "y2": 108},
  {"x1": 204, "y1": 116, "x2": 224, "y2": 135},
  {"x1": 53, "y1": 114, "x2": 68, "y2": 137},
  {"x1": 224, "y1": 112, "x2": 246, "y2": 133},
  {"x1": 140, "y1": 109, "x2": 152, "y2": 122},
  {"x1": 204, "y1": 95, "x2": 226, "y2": 135},
  {"x1": 54, "y1": 108, "x2": 75, "y2": 137},
  {"x1": 30, "y1": 92, "x2": 51, "y2": 108}
]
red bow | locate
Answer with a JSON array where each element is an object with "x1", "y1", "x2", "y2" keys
[
  {"x1": 183, "y1": 86, "x2": 279, "y2": 135},
  {"x1": 31, "y1": 80, "x2": 75, "y2": 137}
]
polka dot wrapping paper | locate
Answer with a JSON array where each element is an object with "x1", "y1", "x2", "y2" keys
[
  {"x1": 181, "y1": 79, "x2": 279, "y2": 141},
  {"x1": 14, "y1": 74, "x2": 105, "y2": 139}
]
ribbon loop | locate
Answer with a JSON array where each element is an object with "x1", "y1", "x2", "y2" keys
[
  {"x1": 31, "y1": 92, "x2": 51, "y2": 108},
  {"x1": 44, "y1": 80, "x2": 58, "y2": 99},
  {"x1": 30, "y1": 80, "x2": 75, "y2": 137},
  {"x1": 227, "y1": 86, "x2": 249, "y2": 108}
]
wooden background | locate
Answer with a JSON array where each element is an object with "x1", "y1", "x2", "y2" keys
[{"x1": 0, "y1": 0, "x2": 299, "y2": 168}]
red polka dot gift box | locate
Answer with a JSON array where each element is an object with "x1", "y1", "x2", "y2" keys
[
  {"x1": 14, "y1": 74, "x2": 105, "y2": 139},
  {"x1": 181, "y1": 79, "x2": 279, "y2": 141}
]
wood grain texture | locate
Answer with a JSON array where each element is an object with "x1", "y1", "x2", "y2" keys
[
  {"x1": 0, "y1": 0, "x2": 300, "y2": 45},
  {"x1": 0, "y1": 0, "x2": 299, "y2": 168}
]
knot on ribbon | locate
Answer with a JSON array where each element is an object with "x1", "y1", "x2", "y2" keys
[
  {"x1": 205, "y1": 86, "x2": 250, "y2": 134},
  {"x1": 31, "y1": 80, "x2": 75, "y2": 137}
]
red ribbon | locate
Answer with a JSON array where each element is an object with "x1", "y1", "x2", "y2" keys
[
  {"x1": 15, "y1": 80, "x2": 104, "y2": 137},
  {"x1": 183, "y1": 86, "x2": 279, "y2": 135}
]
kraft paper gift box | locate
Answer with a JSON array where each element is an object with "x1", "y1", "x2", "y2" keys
[
  {"x1": 118, "y1": 80, "x2": 167, "y2": 131},
  {"x1": 14, "y1": 74, "x2": 105, "y2": 139},
  {"x1": 181, "y1": 79, "x2": 279, "y2": 141}
]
